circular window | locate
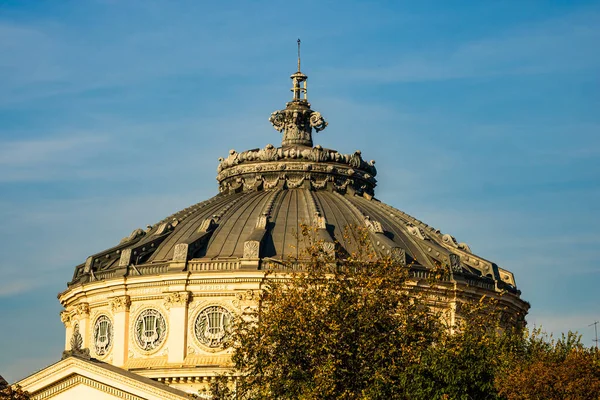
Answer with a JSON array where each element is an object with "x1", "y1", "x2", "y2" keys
[
  {"x1": 93, "y1": 315, "x2": 113, "y2": 356},
  {"x1": 134, "y1": 309, "x2": 167, "y2": 351},
  {"x1": 194, "y1": 306, "x2": 232, "y2": 348}
]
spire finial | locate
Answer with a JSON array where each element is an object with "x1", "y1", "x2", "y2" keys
[
  {"x1": 290, "y1": 39, "x2": 307, "y2": 101},
  {"x1": 297, "y1": 38, "x2": 301, "y2": 72}
]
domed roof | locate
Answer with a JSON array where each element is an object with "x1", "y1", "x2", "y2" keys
[{"x1": 68, "y1": 53, "x2": 520, "y2": 295}]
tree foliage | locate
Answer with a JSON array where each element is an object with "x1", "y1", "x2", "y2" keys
[
  {"x1": 0, "y1": 376, "x2": 30, "y2": 400},
  {"x1": 211, "y1": 225, "x2": 600, "y2": 400},
  {"x1": 496, "y1": 331, "x2": 600, "y2": 400}
]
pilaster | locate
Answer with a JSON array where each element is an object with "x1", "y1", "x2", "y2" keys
[
  {"x1": 74, "y1": 303, "x2": 90, "y2": 348},
  {"x1": 60, "y1": 310, "x2": 73, "y2": 351},
  {"x1": 109, "y1": 295, "x2": 131, "y2": 367},
  {"x1": 164, "y1": 291, "x2": 190, "y2": 363}
]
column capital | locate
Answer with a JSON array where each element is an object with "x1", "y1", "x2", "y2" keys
[
  {"x1": 75, "y1": 302, "x2": 90, "y2": 318},
  {"x1": 164, "y1": 291, "x2": 191, "y2": 310},
  {"x1": 60, "y1": 310, "x2": 72, "y2": 327},
  {"x1": 109, "y1": 295, "x2": 131, "y2": 313}
]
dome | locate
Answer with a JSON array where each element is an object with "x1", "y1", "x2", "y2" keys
[
  {"x1": 68, "y1": 79, "x2": 517, "y2": 294},
  {"x1": 58, "y1": 47, "x2": 527, "y2": 394},
  {"x1": 69, "y1": 186, "x2": 517, "y2": 292}
]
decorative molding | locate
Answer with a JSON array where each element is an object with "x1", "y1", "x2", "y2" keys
[
  {"x1": 109, "y1": 295, "x2": 131, "y2": 313},
  {"x1": 449, "y1": 254, "x2": 462, "y2": 273},
  {"x1": 131, "y1": 307, "x2": 168, "y2": 354},
  {"x1": 163, "y1": 291, "x2": 190, "y2": 310},
  {"x1": 216, "y1": 143, "x2": 377, "y2": 195},
  {"x1": 256, "y1": 215, "x2": 268, "y2": 229},
  {"x1": 364, "y1": 217, "x2": 384, "y2": 233},
  {"x1": 442, "y1": 233, "x2": 459, "y2": 248},
  {"x1": 322, "y1": 242, "x2": 335, "y2": 258},
  {"x1": 406, "y1": 224, "x2": 427, "y2": 240},
  {"x1": 62, "y1": 322, "x2": 90, "y2": 360},
  {"x1": 172, "y1": 243, "x2": 189, "y2": 262},
  {"x1": 22, "y1": 357, "x2": 190, "y2": 400},
  {"x1": 198, "y1": 218, "x2": 216, "y2": 232},
  {"x1": 92, "y1": 314, "x2": 113, "y2": 357},
  {"x1": 189, "y1": 300, "x2": 236, "y2": 353},
  {"x1": 75, "y1": 302, "x2": 90, "y2": 318},
  {"x1": 119, "y1": 248, "x2": 132, "y2": 267},
  {"x1": 243, "y1": 240, "x2": 260, "y2": 259},
  {"x1": 120, "y1": 228, "x2": 146, "y2": 244},
  {"x1": 60, "y1": 310, "x2": 72, "y2": 327},
  {"x1": 30, "y1": 374, "x2": 146, "y2": 400}
]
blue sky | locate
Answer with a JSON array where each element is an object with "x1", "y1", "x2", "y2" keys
[{"x1": 0, "y1": 0, "x2": 599, "y2": 382}]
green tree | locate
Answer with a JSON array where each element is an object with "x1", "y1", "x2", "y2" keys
[
  {"x1": 211, "y1": 224, "x2": 600, "y2": 400},
  {"x1": 223, "y1": 225, "x2": 445, "y2": 399}
]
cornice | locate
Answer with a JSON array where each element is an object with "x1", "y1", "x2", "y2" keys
[
  {"x1": 31, "y1": 374, "x2": 145, "y2": 400},
  {"x1": 18, "y1": 357, "x2": 190, "y2": 400}
]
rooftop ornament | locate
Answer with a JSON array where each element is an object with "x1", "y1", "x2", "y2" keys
[{"x1": 269, "y1": 38, "x2": 328, "y2": 147}]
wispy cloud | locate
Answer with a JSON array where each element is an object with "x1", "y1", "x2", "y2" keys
[
  {"x1": 0, "y1": 134, "x2": 109, "y2": 182},
  {"x1": 329, "y1": 9, "x2": 600, "y2": 83},
  {"x1": 0, "y1": 135, "x2": 106, "y2": 166}
]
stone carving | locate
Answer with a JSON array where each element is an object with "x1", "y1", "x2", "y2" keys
[
  {"x1": 458, "y1": 242, "x2": 472, "y2": 253},
  {"x1": 164, "y1": 292, "x2": 190, "y2": 310},
  {"x1": 390, "y1": 248, "x2": 406, "y2": 265},
  {"x1": 243, "y1": 241, "x2": 260, "y2": 259},
  {"x1": 84, "y1": 257, "x2": 93, "y2": 274},
  {"x1": 236, "y1": 290, "x2": 255, "y2": 302},
  {"x1": 217, "y1": 163, "x2": 376, "y2": 195},
  {"x1": 118, "y1": 248, "x2": 132, "y2": 267},
  {"x1": 442, "y1": 234, "x2": 459, "y2": 248},
  {"x1": 62, "y1": 322, "x2": 90, "y2": 359},
  {"x1": 75, "y1": 303, "x2": 90, "y2": 317},
  {"x1": 406, "y1": 224, "x2": 427, "y2": 240},
  {"x1": 256, "y1": 215, "x2": 268, "y2": 229},
  {"x1": 134, "y1": 309, "x2": 167, "y2": 351},
  {"x1": 311, "y1": 179, "x2": 328, "y2": 190},
  {"x1": 71, "y1": 324, "x2": 83, "y2": 351},
  {"x1": 309, "y1": 111, "x2": 328, "y2": 132},
  {"x1": 314, "y1": 215, "x2": 327, "y2": 229},
  {"x1": 269, "y1": 111, "x2": 286, "y2": 132},
  {"x1": 173, "y1": 243, "x2": 189, "y2": 262},
  {"x1": 154, "y1": 223, "x2": 168, "y2": 235},
  {"x1": 194, "y1": 306, "x2": 232, "y2": 348},
  {"x1": 286, "y1": 176, "x2": 305, "y2": 189},
  {"x1": 109, "y1": 295, "x2": 131, "y2": 313},
  {"x1": 198, "y1": 218, "x2": 216, "y2": 233},
  {"x1": 93, "y1": 315, "x2": 113, "y2": 356},
  {"x1": 60, "y1": 310, "x2": 72, "y2": 327},
  {"x1": 217, "y1": 144, "x2": 376, "y2": 177},
  {"x1": 120, "y1": 228, "x2": 145, "y2": 244},
  {"x1": 306, "y1": 145, "x2": 328, "y2": 162},
  {"x1": 364, "y1": 217, "x2": 384, "y2": 234},
  {"x1": 322, "y1": 242, "x2": 335, "y2": 258},
  {"x1": 449, "y1": 254, "x2": 462, "y2": 273},
  {"x1": 349, "y1": 151, "x2": 363, "y2": 169}
]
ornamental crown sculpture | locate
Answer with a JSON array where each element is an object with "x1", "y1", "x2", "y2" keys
[
  {"x1": 215, "y1": 40, "x2": 377, "y2": 196},
  {"x1": 269, "y1": 39, "x2": 328, "y2": 147}
]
